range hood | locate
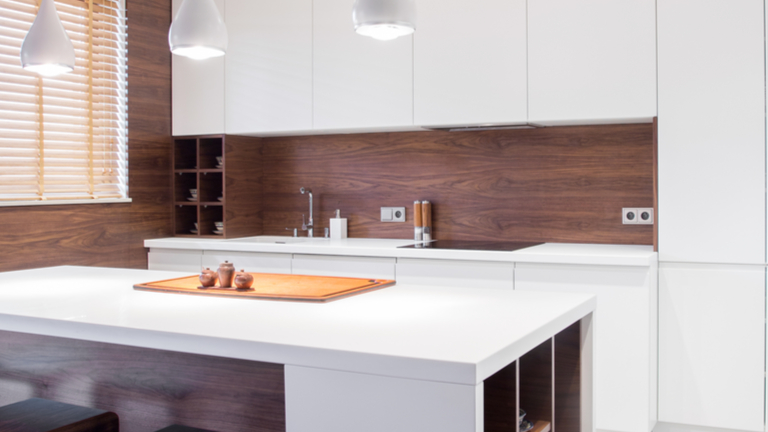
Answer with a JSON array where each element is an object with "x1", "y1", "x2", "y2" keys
[{"x1": 422, "y1": 123, "x2": 544, "y2": 132}]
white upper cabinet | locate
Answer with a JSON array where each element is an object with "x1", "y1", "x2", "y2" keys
[
  {"x1": 413, "y1": 0, "x2": 527, "y2": 127},
  {"x1": 312, "y1": 0, "x2": 413, "y2": 131},
  {"x1": 657, "y1": 0, "x2": 766, "y2": 264},
  {"x1": 225, "y1": 0, "x2": 313, "y2": 135},
  {"x1": 171, "y1": 0, "x2": 226, "y2": 136},
  {"x1": 527, "y1": 0, "x2": 657, "y2": 124}
]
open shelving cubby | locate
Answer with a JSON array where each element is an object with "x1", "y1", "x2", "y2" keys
[
  {"x1": 484, "y1": 321, "x2": 581, "y2": 432},
  {"x1": 172, "y1": 135, "x2": 260, "y2": 239}
]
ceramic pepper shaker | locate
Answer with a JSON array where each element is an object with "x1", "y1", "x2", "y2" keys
[
  {"x1": 217, "y1": 261, "x2": 235, "y2": 288},
  {"x1": 234, "y1": 269, "x2": 254, "y2": 289},
  {"x1": 199, "y1": 267, "x2": 218, "y2": 288}
]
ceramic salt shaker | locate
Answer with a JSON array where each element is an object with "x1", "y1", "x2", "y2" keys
[{"x1": 217, "y1": 261, "x2": 235, "y2": 288}]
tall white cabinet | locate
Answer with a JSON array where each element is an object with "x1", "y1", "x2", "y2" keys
[
  {"x1": 412, "y1": 0, "x2": 527, "y2": 127},
  {"x1": 656, "y1": 2, "x2": 767, "y2": 431},
  {"x1": 171, "y1": 0, "x2": 226, "y2": 136},
  {"x1": 312, "y1": 0, "x2": 413, "y2": 131},
  {"x1": 657, "y1": 0, "x2": 766, "y2": 265},
  {"x1": 527, "y1": 0, "x2": 656, "y2": 124},
  {"x1": 225, "y1": 0, "x2": 313, "y2": 134}
]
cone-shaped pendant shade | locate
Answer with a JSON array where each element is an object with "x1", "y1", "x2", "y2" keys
[
  {"x1": 352, "y1": 0, "x2": 416, "y2": 41},
  {"x1": 20, "y1": 0, "x2": 76, "y2": 77},
  {"x1": 169, "y1": 0, "x2": 228, "y2": 60}
]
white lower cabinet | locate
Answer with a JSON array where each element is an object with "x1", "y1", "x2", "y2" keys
[
  {"x1": 658, "y1": 264, "x2": 765, "y2": 432},
  {"x1": 396, "y1": 258, "x2": 513, "y2": 289},
  {"x1": 514, "y1": 263, "x2": 657, "y2": 432},
  {"x1": 202, "y1": 251, "x2": 292, "y2": 274},
  {"x1": 147, "y1": 248, "x2": 203, "y2": 272},
  {"x1": 292, "y1": 254, "x2": 396, "y2": 280}
]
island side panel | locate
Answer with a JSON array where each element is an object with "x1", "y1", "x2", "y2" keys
[
  {"x1": 285, "y1": 365, "x2": 482, "y2": 432},
  {"x1": 0, "y1": 330, "x2": 286, "y2": 432}
]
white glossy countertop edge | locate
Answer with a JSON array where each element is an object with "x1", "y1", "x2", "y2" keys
[
  {"x1": 0, "y1": 266, "x2": 596, "y2": 386},
  {"x1": 144, "y1": 237, "x2": 658, "y2": 267}
]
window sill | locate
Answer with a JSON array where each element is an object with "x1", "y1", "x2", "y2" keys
[{"x1": 0, "y1": 198, "x2": 133, "y2": 208}]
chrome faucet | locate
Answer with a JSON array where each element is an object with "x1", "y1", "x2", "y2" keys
[{"x1": 300, "y1": 187, "x2": 313, "y2": 237}]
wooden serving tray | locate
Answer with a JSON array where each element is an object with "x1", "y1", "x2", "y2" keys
[{"x1": 134, "y1": 273, "x2": 396, "y2": 303}]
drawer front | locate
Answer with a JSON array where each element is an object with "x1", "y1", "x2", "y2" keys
[
  {"x1": 203, "y1": 251, "x2": 292, "y2": 274},
  {"x1": 292, "y1": 254, "x2": 396, "y2": 280},
  {"x1": 396, "y1": 258, "x2": 513, "y2": 289},
  {"x1": 148, "y1": 248, "x2": 203, "y2": 272}
]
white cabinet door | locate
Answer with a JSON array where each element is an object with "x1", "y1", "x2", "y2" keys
[
  {"x1": 528, "y1": 0, "x2": 656, "y2": 124},
  {"x1": 202, "y1": 251, "x2": 292, "y2": 274},
  {"x1": 657, "y1": 0, "x2": 765, "y2": 264},
  {"x1": 515, "y1": 263, "x2": 656, "y2": 432},
  {"x1": 413, "y1": 0, "x2": 527, "y2": 127},
  {"x1": 225, "y1": 0, "x2": 312, "y2": 135},
  {"x1": 292, "y1": 254, "x2": 396, "y2": 280},
  {"x1": 171, "y1": 0, "x2": 225, "y2": 136},
  {"x1": 312, "y1": 0, "x2": 413, "y2": 131},
  {"x1": 148, "y1": 248, "x2": 203, "y2": 272},
  {"x1": 659, "y1": 264, "x2": 765, "y2": 431},
  {"x1": 396, "y1": 258, "x2": 513, "y2": 289}
]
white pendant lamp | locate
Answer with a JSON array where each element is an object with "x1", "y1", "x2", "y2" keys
[
  {"x1": 20, "y1": 0, "x2": 75, "y2": 77},
  {"x1": 352, "y1": 0, "x2": 416, "y2": 41},
  {"x1": 169, "y1": 0, "x2": 228, "y2": 60}
]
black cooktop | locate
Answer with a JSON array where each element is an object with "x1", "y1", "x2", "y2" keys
[{"x1": 398, "y1": 240, "x2": 543, "y2": 252}]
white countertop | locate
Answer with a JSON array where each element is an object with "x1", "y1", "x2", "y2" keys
[
  {"x1": 0, "y1": 266, "x2": 595, "y2": 386},
  {"x1": 144, "y1": 236, "x2": 657, "y2": 267}
]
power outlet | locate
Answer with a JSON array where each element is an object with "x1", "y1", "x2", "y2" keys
[
  {"x1": 623, "y1": 208, "x2": 654, "y2": 225},
  {"x1": 381, "y1": 207, "x2": 406, "y2": 222},
  {"x1": 622, "y1": 208, "x2": 638, "y2": 224}
]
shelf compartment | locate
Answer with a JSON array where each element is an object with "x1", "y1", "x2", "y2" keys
[
  {"x1": 200, "y1": 205, "x2": 224, "y2": 236},
  {"x1": 174, "y1": 172, "x2": 198, "y2": 203},
  {"x1": 519, "y1": 339, "x2": 553, "y2": 432},
  {"x1": 174, "y1": 138, "x2": 197, "y2": 170},
  {"x1": 174, "y1": 205, "x2": 198, "y2": 236},
  {"x1": 199, "y1": 171, "x2": 223, "y2": 203},
  {"x1": 484, "y1": 360, "x2": 517, "y2": 431},
  {"x1": 199, "y1": 137, "x2": 224, "y2": 170}
]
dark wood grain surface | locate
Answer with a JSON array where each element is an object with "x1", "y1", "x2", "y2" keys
[
  {"x1": 484, "y1": 360, "x2": 518, "y2": 432},
  {"x1": 261, "y1": 124, "x2": 654, "y2": 245},
  {"x1": 0, "y1": 330, "x2": 285, "y2": 432},
  {"x1": 0, "y1": 0, "x2": 172, "y2": 272},
  {"x1": 0, "y1": 398, "x2": 118, "y2": 432},
  {"x1": 519, "y1": 339, "x2": 553, "y2": 427},
  {"x1": 554, "y1": 322, "x2": 581, "y2": 432},
  {"x1": 224, "y1": 135, "x2": 264, "y2": 238}
]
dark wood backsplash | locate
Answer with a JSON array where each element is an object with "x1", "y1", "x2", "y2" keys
[
  {"x1": 0, "y1": 0, "x2": 173, "y2": 272},
  {"x1": 261, "y1": 124, "x2": 654, "y2": 245}
]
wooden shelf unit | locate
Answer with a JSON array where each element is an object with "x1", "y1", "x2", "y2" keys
[
  {"x1": 172, "y1": 135, "x2": 261, "y2": 238},
  {"x1": 484, "y1": 321, "x2": 579, "y2": 432}
]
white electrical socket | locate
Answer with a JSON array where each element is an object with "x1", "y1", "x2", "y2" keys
[
  {"x1": 622, "y1": 208, "x2": 638, "y2": 224},
  {"x1": 623, "y1": 208, "x2": 654, "y2": 225},
  {"x1": 637, "y1": 208, "x2": 654, "y2": 224},
  {"x1": 381, "y1": 207, "x2": 406, "y2": 222}
]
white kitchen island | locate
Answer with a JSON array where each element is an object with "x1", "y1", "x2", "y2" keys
[{"x1": 0, "y1": 266, "x2": 595, "y2": 432}]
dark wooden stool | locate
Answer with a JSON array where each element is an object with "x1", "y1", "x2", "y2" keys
[
  {"x1": 0, "y1": 398, "x2": 118, "y2": 432},
  {"x1": 155, "y1": 426, "x2": 215, "y2": 432}
]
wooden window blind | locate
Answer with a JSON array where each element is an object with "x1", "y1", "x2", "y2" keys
[{"x1": 0, "y1": 0, "x2": 127, "y2": 203}]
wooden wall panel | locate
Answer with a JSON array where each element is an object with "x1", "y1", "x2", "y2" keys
[
  {"x1": 0, "y1": 0, "x2": 173, "y2": 272},
  {"x1": 0, "y1": 330, "x2": 285, "y2": 432},
  {"x1": 261, "y1": 124, "x2": 654, "y2": 244}
]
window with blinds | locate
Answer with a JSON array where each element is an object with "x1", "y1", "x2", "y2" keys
[{"x1": 0, "y1": 0, "x2": 127, "y2": 203}]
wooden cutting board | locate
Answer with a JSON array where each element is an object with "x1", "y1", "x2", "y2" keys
[{"x1": 134, "y1": 273, "x2": 396, "y2": 303}]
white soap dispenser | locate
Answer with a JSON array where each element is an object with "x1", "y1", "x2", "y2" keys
[{"x1": 330, "y1": 209, "x2": 347, "y2": 240}]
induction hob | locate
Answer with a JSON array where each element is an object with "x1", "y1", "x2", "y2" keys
[{"x1": 398, "y1": 240, "x2": 543, "y2": 252}]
